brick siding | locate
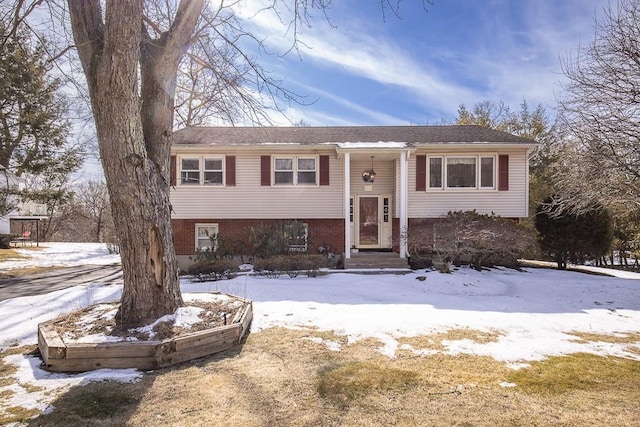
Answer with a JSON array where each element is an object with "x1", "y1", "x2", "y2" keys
[{"x1": 172, "y1": 218, "x2": 345, "y2": 256}]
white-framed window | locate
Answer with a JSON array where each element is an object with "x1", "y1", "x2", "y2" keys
[
  {"x1": 297, "y1": 158, "x2": 317, "y2": 184},
  {"x1": 480, "y1": 156, "x2": 495, "y2": 188},
  {"x1": 195, "y1": 223, "x2": 219, "y2": 251},
  {"x1": 180, "y1": 156, "x2": 225, "y2": 186},
  {"x1": 203, "y1": 157, "x2": 223, "y2": 185},
  {"x1": 428, "y1": 156, "x2": 443, "y2": 189},
  {"x1": 284, "y1": 221, "x2": 309, "y2": 252},
  {"x1": 447, "y1": 156, "x2": 477, "y2": 188},
  {"x1": 273, "y1": 156, "x2": 317, "y2": 186},
  {"x1": 427, "y1": 155, "x2": 496, "y2": 190},
  {"x1": 274, "y1": 157, "x2": 294, "y2": 184},
  {"x1": 180, "y1": 158, "x2": 200, "y2": 185}
]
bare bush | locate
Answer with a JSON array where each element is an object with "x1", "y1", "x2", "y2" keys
[{"x1": 407, "y1": 211, "x2": 537, "y2": 271}]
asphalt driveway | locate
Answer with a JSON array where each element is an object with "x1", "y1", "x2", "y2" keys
[{"x1": 0, "y1": 264, "x2": 122, "y2": 301}]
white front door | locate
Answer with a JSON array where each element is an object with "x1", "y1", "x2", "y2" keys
[{"x1": 357, "y1": 196, "x2": 380, "y2": 248}]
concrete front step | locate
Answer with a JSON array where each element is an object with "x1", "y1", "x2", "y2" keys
[{"x1": 344, "y1": 252, "x2": 410, "y2": 269}]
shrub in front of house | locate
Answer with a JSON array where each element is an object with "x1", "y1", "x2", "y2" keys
[
  {"x1": 254, "y1": 254, "x2": 326, "y2": 278},
  {"x1": 407, "y1": 211, "x2": 538, "y2": 271},
  {"x1": 187, "y1": 259, "x2": 238, "y2": 282},
  {"x1": 252, "y1": 256, "x2": 282, "y2": 278},
  {"x1": 191, "y1": 231, "x2": 246, "y2": 263},
  {"x1": 535, "y1": 197, "x2": 613, "y2": 269},
  {"x1": 247, "y1": 220, "x2": 310, "y2": 258}
]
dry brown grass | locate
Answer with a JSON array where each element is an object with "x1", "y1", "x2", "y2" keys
[
  {"x1": 0, "y1": 248, "x2": 27, "y2": 261},
  {"x1": 568, "y1": 331, "x2": 640, "y2": 344},
  {"x1": 0, "y1": 247, "x2": 55, "y2": 278},
  {"x1": 8, "y1": 327, "x2": 633, "y2": 426},
  {"x1": 397, "y1": 327, "x2": 504, "y2": 353}
]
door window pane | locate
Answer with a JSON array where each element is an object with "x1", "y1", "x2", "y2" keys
[{"x1": 359, "y1": 197, "x2": 379, "y2": 246}]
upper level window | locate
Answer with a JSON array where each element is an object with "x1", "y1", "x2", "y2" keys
[
  {"x1": 204, "y1": 158, "x2": 223, "y2": 184},
  {"x1": 297, "y1": 158, "x2": 316, "y2": 184},
  {"x1": 428, "y1": 155, "x2": 496, "y2": 190},
  {"x1": 273, "y1": 156, "x2": 317, "y2": 185},
  {"x1": 447, "y1": 157, "x2": 476, "y2": 188},
  {"x1": 429, "y1": 157, "x2": 443, "y2": 188},
  {"x1": 274, "y1": 158, "x2": 294, "y2": 184},
  {"x1": 181, "y1": 158, "x2": 200, "y2": 185},
  {"x1": 480, "y1": 157, "x2": 494, "y2": 188},
  {"x1": 180, "y1": 156, "x2": 224, "y2": 186}
]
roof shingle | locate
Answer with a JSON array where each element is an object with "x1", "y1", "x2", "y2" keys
[{"x1": 173, "y1": 125, "x2": 535, "y2": 146}]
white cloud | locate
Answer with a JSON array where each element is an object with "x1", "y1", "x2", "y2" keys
[
  {"x1": 233, "y1": 1, "x2": 476, "y2": 118},
  {"x1": 232, "y1": 0, "x2": 610, "y2": 122},
  {"x1": 290, "y1": 82, "x2": 409, "y2": 125}
]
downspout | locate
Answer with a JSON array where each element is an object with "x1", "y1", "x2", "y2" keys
[
  {"x1": 344, "y1": 152, "x2": 351, "y2": 259},
  {"x1": 399, "y1": 150, "x2": 408, "y2": 258},
  {"x1": 525, "y1": 147, "x2": 533, "y2": 218}
]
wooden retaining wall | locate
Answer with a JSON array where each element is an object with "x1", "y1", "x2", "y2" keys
[{"x1": 38, "y1": 298, "x2": 253, "y2": 372}]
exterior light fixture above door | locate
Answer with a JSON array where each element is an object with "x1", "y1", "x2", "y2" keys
[{"x1": 362, "y1": 156, "x2": 376, "y2": 183}]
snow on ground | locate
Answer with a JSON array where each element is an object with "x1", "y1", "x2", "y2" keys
[
  {"x1": 1, "y1": 243, "x2": 640, "y2": 420},
  {"x1": 0, "y1": 242, "x2": 120, "y2": 271}
]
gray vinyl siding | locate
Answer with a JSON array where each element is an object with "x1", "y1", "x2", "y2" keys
[
  {"x1": 171, "y1": 150, "x2": 344, "y2": 219},
  {"x1": 407, "y1": 149, "x2": 529, "y2": 218}
]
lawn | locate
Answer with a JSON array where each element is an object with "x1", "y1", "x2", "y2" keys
[
  {"x1": 6, "y1": 328, "x2": 639, "y2": 426},
  {"x1": 0, "y1": 243, "x2": 639, "y2": 425}
]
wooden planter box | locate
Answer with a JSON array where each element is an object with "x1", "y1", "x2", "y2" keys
[{"x1": 38, "y1": 296, "x2": 253, "y2": 372}]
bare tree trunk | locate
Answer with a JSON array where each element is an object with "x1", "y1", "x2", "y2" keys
[
  {"x1": 68, "y1": 0, "x2": 201, "y2": 329},
  {"x1": 94, "y1": 211, "x2": 102, "y2": 243}
]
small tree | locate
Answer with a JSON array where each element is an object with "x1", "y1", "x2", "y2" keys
[
  {"x1": 0, "y1": 23, "x2": 82, "y2": 220},
  {"x1": 535, "y1": 197, "x2": 614, "y2": 269},
  {"x1": 609, "y1": 210, "x2": 640, "y2": 267}
]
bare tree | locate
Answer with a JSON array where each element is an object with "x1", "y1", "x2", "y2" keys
[
  {"x1": 73, "y1": 180, "x2": 113, "y2": 242},
  {"x1": 66, "y1": 0, "x2": 203, "y2": 330},
  {"x1": 64, "y1": 0, "x2": 348, "y2": 330},
  {"x1": 12, "y1": 0, "x2": 427, "y2": 331},
  {"x1": 556, "y1": 0, "x2": 640, "y2": 214}
]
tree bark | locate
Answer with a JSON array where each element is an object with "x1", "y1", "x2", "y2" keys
[{"x1": 68, "y1": 0, "x2": 202, "y2": 329}]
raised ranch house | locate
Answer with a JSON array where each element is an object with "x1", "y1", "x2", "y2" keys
[{"x1": 170, "y1": 126, "x2": 537, "y2": 269}]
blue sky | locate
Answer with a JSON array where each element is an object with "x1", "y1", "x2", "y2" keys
[
  {"x1": 78, "y1": 0, "x2": 609, "y2": 180},
  {"x1": 234, "y1": 0, "x2": 609, "y2": 126}
]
